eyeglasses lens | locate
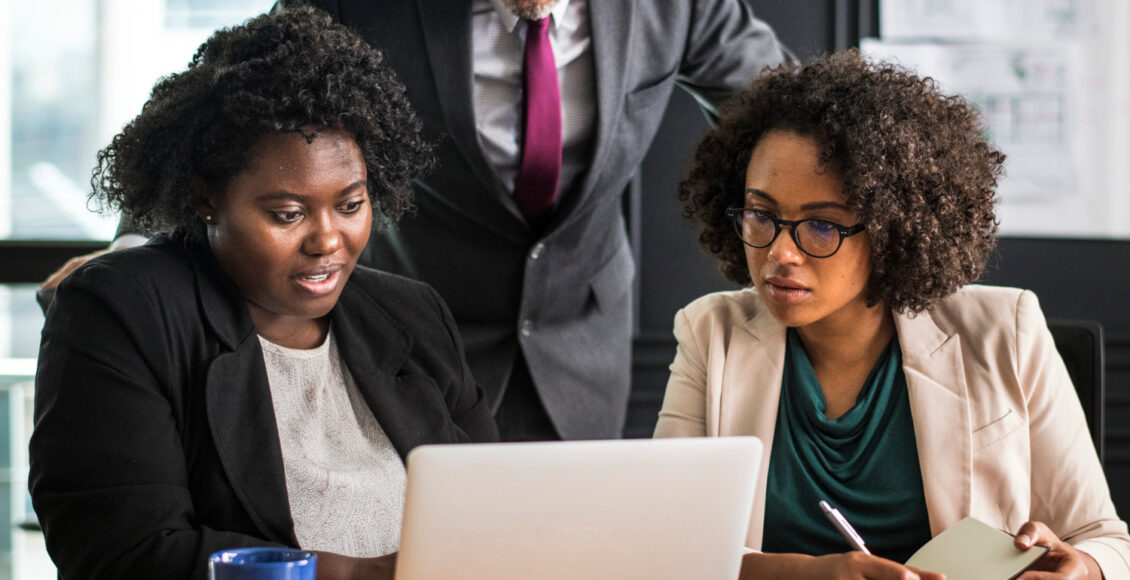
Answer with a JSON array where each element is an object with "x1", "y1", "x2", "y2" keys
[
  {"x1": 796, "y1": 221, "x2": 839, "y2": 256},
  {"x1": 742, "y1": 211, "x2": 776, "y2": 246}
]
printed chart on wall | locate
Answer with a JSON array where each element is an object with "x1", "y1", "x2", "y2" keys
[{"x1": 862, "y1": 0, "x2": 1130, "y2": 238}]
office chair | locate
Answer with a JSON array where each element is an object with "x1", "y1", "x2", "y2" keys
[{"x1": 1047, "y1": 319, "x2": 1105, "y2": 463}]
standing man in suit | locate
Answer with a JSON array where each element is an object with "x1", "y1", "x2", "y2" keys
[{"x1": 278, "y1": 0, "x2": 789, "y2": 440}]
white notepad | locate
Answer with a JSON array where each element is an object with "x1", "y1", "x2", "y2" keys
[{"x1": 905, "y1": 516, "x2": 1049, "y2": 579}]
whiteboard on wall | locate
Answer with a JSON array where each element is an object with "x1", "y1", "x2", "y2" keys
[{"x1": 862, "y1": 0, "x2": 1130, "y2": 238}]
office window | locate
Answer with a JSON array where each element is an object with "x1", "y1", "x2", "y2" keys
[
  {"x1": 4, "y1": 0, "x2": 273, "y2": 242},
  {"x1": 2, "y1": 2, "x2": 272, "y2": 577}
]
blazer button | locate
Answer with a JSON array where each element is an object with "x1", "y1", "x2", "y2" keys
[
  {"x1": 520, "y1": 319, "x2": 534, "y2": 337},
  {"x1": 528, "y1": 242, "x2": 545, "y2": 260}
]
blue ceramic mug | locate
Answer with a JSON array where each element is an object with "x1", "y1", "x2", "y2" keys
[{"x1": 209, "y1": 547, "x2": 317, "y2": 580}]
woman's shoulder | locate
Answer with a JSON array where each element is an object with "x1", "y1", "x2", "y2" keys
[
  {"x1": 678, "y1": 287, "x2": 765, "y2": 329},
  {"x1": 928, "y1": 284, "x2": 1041, "y2": 330},
  {"x1": 926, "y1": 284, "x2": 1035, "y2": 321},
  {"x1": 45, "y1": 236, "x2": 211, "y2": 352},
  {"x1": 337, "y1": 267, "x2": 465, "y2": 366},
  {"x1": 339, "y1": 265, "x2": 452, "y2": 331},
  {"x1": 942, "y1": 283, "x2": 1030, "y2": 302},
  {"x1": 346, "y1": 265, "x2": 438, "y2": 305},
  {"x1": 63, "y1": 235, "x2": 196, "y2": 299}
]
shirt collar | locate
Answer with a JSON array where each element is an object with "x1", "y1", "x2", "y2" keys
[{"x1": 488, "y1": 0, "x2": 571, "y2": 34}]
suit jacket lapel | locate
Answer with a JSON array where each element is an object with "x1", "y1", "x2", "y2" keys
[
  {"x1": 729, "y1": 304, "x2": 786, "y2": 551},
  {"x1": 194, "y1": 250, "x2": 296, "y2": 545},
  {"x1": 896, "y1": 311, "x2": 972, "y2": 536},
  {"x1": 206, "y1": 342, "x2": 297, "y2": 545},
  {"x1": 727, "y1": 306, "x2": 786, "y2": 440},
  {"x1": 332, "y1": 285, "x2": 425, "y2": 458},
  {"x1": 416, "y1": 0, "x2": 514, "y2": 211},
  {"x1": 547, "y1": 0, "x2": 631, "y2": 228}
]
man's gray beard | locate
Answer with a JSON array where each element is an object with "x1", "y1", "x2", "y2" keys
[{"x1": 504, "y1": 0, "x2": 557, "y2": 21}]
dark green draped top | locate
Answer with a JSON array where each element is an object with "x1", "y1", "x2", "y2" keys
[{"x1": 761, "y1": 328, "x2": 932, "y2": 563}]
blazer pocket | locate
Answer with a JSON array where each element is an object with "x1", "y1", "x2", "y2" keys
[{"x1": 971, "y1": 410, "x2": 1025, "y2": 451}]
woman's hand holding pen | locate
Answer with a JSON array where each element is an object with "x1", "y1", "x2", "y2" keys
[
  {"x1": 749, "y1": 501, "x2": 943, "y2": 580},
  {"x1": 1014, "y1": 521, "x2": 1102, "y2": 580},
  {"x1": 739, "y1": 551, "x2": 946, "y2": 580},
  {"x1": 737, "y1": 501, "x2": 946, "y2": 578},
  {"x1": 812, "y1": 552, "x2": 945, "y2": 580}
]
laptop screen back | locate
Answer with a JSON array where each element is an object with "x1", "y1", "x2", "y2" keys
[{"x1": 395, "y1": 436, "x2": 762, "y2": 580}]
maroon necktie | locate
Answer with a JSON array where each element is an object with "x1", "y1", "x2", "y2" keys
[{"x1": 513, "y1": 17, "x2": 562, "y2": 224}]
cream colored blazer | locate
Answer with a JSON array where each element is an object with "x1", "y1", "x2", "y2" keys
[{"x1": 654, "y1": 285, "x2": 1130, "y2": 576}]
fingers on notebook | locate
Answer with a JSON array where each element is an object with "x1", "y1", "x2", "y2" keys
[
  {"x1": 817, "y1": 552, "x2": 942, "y2": 580},
  {"x1": 904, "y1": 565, "x2": 946, "y2": 580},
  {"x1": 1012, "y1": 520, "x2": 1102, "y2": 579},
  {"x1": 1014, "y1": 521, "x2": 1045, "y2": 548}
]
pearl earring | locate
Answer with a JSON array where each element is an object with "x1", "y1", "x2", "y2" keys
[{"x1": 203, "y1": 215, "x2": 214, "y2": 223}]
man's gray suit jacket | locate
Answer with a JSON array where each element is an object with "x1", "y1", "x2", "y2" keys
[{"x1": 287, "y1": 0, "x2": 788, "y2": 439}]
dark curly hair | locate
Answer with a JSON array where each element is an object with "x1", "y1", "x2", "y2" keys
[
  {"x1": 679, "y1": 49, "x2": 1004, "y2": 314},
  {"x1": 90, "y1": 6, "x2": 432, "y2": 241}
]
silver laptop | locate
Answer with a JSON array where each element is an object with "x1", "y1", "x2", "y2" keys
[{"x1": 395, "y1": 436, "x2": 762, "y2": 580}]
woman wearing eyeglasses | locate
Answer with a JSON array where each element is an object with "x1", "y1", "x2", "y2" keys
[{"x1": 654, "y1": 50, "x2": 1130, "y2": 579}]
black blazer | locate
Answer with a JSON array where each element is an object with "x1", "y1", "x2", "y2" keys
[{"x1": 29, "y1": 234, "x2": 498, "y2": 579}]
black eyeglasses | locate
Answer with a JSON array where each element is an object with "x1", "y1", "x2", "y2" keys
[{"x1": 724, "y1": 207, "x2": 865, "y2": 258}]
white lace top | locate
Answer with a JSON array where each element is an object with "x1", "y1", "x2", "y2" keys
[{"x1": 258, "y1": 328, "x2": 406, "y2": 557}]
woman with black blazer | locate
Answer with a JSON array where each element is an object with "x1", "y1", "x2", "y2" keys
[{"x1": 29, "y1": 8, "x2": 497, "y2": 579}]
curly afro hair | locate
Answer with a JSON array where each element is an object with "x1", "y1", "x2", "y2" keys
[
  {"x1": 90, "y1": 6, "x2": 432, "y2": 241},
  {"x1": 679, "y1": 49, "x2": 1004, "y2": 315}
]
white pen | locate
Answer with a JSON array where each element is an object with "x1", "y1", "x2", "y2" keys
[{"x1": 819, "y1": 500, "x2": 872, "y2": 555}]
